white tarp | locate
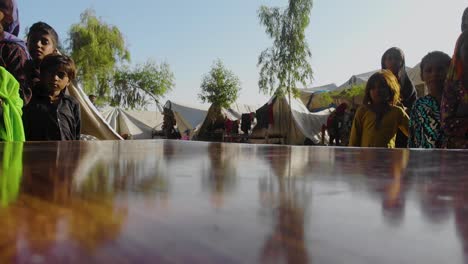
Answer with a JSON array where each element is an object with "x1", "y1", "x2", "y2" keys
[
  {"x1": 102, "y1": 108, "x2": 164, "y2": 139},
  {"x1": 407, "y1": 63, "x2": 426, "y2": 96},
  {"x1": 252, "y1": 95, "x2": 333, "y2": 145},
  {"x1": 222, "y1": 103, "x2": 259, "y2": 120},
  {"x1": 68, "y1": 82, "x2": 122, "y2": 140},
  {"x1": 163, "y1": 100, "x2": 209, "y2": 132}
]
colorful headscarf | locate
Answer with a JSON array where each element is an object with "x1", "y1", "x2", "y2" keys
[
  {"x1": 5, "y1": 0, "x2": 18, "y2": 36},
  {"x1": 0, "y1": 0, "x2": 28, "y2": 56},
  {"x1": 447, "y1": 31, "x2": 467, "y2": 83}
]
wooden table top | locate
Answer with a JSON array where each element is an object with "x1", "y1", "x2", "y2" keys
[{"x1": 0, "y1": 140, "x2": 467, "y2": 263}]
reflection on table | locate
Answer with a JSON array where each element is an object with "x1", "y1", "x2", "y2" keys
[{"x1": 0, "y1": 140, "x2": 467, "y2": 263}]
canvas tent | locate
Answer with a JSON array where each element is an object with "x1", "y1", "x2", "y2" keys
[
  {"x1": 337, "y1": 70, "x2": 379, "y2": 90},
  {"x1": 338, "y1": 67, "x2": 414, "y2": 90},
  {"x1": 299, "y1": 83, "x2": 338, "y2": 112},
  {"x1": 195, "y1": 103, "x2": 259, "y2": 140},
  {"x1": 163, "y1": 100, "x2": 209, "y2": 133},
  {"x1": 68, "y1": 82, "x2": 122, "y2": 140},
  {"x1": 251, "y1": 95, "x2": 333, "y2": 145},
  {"x1": 101, "y1": 108, "x2": 164, "y2": 139}
]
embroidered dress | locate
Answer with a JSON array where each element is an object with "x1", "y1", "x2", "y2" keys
[
  {"x1": 441, "y1": 32, "x2": 468, "y2": 149},
  {"x1": 408, "y1": 96, "x2": 441, "y2": 148}
]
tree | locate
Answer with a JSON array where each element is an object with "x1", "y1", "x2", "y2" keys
[
  {"x1": 258, "y1": 0, "x2": 314, "y2": 96},
  {"x1": 199, "y1": 59, "x2": 241, "y2": 108},
  {"x1": 111, "y1": 60, "x2": 175, "y2": 110},
  {"x1": 68, "y1": 9, "x2": 130, "y2": 97}
]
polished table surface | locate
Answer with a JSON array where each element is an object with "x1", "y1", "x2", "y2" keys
[{"x1": 0, "y1": 140, "x2": 467, "y2": 263}]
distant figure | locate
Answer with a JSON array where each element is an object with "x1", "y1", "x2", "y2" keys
[
  {"x1": 441, "y1": 30, "x2": 468, "y2": 149},
  {"x1": 23, "y1": 54, "x2": 80, "y2": 141},
  {"x1": 326, "y1": 103, "x2": 347, "y2": 146},
  {"x1": 409, "y1": 51, "x2": 451, "y2": 148},
  {"x1": 0, "y1": 0, "x2": 30, "y2": 104},
  {"x1": 381, "y1": 47, "x2": 416, "y2": 148},
  {"x1": 181, "y1": 129, "x2": 190, "y2": 140},
  {"x1": 88, "y1": 94, "x2": 97, "y2": 105},
  {"x1": 349, "y1": 70, "x2": 409, "y2": 148}
]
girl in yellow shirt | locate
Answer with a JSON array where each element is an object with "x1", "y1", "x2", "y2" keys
[{"x1": 349, "y1": 70, "x2": 409, "y2": 148}]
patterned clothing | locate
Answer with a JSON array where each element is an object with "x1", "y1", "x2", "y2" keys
[
  {"x1": 441, "y1": 81, "x2": 468, "y2": 148},
  {"x1": 408, "y1": 96, "x2": 441, "y2": 148},
  {"x1": 441, "y1": 32, "x2": 468, "y2": 149}
]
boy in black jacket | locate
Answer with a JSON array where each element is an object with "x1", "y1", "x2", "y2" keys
[{"x1": 23, "y1": 54, "x2": 80, "y2": 141}]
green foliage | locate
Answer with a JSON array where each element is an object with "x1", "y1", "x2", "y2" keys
[
  {"x1": 258, "y1": 0, "x2": 314, "y2": 96},
  {"x1": 199, "y1": 59, "x2": 241, "y2": 108},
  {"x1": 316, "y1": 92, "x2": 333, "y2": 106},
  {"x1": 328, "y1": 84, "x2": 366, "y2": 102},
  {"x1": 111, "y1": 60, "x2": 175, "y2": 110},
  {"x1": 68, "y1": 9, "x2": 130, "y2": 96}
]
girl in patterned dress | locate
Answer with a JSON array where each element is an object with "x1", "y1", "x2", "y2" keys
[
  {"x1": 409, "y1": 51, "x2": 451, "y2": 148},
  {"x1": 441, "y1": 31, "x2": 468, "y2": 149}
]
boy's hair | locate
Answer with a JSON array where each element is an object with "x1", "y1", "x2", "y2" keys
[
  {"x1": 363, "y1": 70, "x2": 400, "y2": 106},
  {"x1": 419, "y1": 51, "x2": 451, "y2": 80},
  {"x1": 27, "y1": 21, "x2": 59, "y2": 48},
  {"x1": 40, "y1": 54, "x2": 76, "y2": 81}
]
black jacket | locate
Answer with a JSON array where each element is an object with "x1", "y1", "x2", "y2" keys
[{"x1": 23, "y1": 91, "x2": 81, "y2": 141}]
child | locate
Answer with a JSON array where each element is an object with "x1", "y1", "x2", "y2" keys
[
  {"x1": 408, "y1": 51, "x2": 451, "y2": 148},
  {"x1": 381, "y1": 47, "x2": 416, "y2": 148},
  {"x1": 26, "y1": 22, "x2": 59, "y2": 88},
  {"x1": 326, "y1": 103, "x2": 347, "y2": 146},
  {"x1": 23, "y1": 54, "x2": 80, "y2": 141},
  {"x1": 349, "y1": 70, "x2": 409, "y2": 148},
  {"x1": 441, "y1": 31, "x2": 468, "y2": 149}
]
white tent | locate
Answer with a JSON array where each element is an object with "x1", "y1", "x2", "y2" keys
[
  {"x1": 221, "y1": 102, "x2": 258, "y2": 120},
  {"x1": 101, "y1": 108, "x2": 164, "y2": 139},
  {"x1": 195, "y1": 102, "x2": 259, "y2": 140},
  {"x1": 163, "y1": 100, "x2": 209, "y2": 133},
  {"x1": 251, "y1": 95, "x2": 333, "y2": 145},
  {"x1": 299, "y1": 83, "x2": 337, "y2": 112},
  {"x1": 337, "y1": 70, "x2": 379, "y2": 90},
  {"x1": 68, "y1": 82, "x2": 122, "y2": 140},
  {"x1": 338, "y1": 67, "x2": 414, "y2": 91}
]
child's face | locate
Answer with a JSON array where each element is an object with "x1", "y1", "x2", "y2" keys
[
  {"x1": 28, "y1": 32, "x2": 56, "y2": 62},
  {"x1": 384, "y1": 53, "x2": 402, "y2": 76},
  {"x1": 41, "y1": 66, "x2": 70, "y2": 94},
  {"x1": 370, "y1": 86, "x2": 382, "y2": 104},
  {"x1": 422, "y1": 58, "x2": 449, "y2": 95},
  {"x1": 370, "y1": 82, "x2": 390, "y2": 104}
]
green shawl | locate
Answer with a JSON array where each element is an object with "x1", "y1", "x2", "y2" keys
[{"x1": 0, "y1": 66, "x2": 24, "y2": 141}]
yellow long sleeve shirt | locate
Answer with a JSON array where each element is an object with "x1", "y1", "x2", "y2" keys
[{"x1": 348, "y1": 105, "x2": 409, "y2": 148}]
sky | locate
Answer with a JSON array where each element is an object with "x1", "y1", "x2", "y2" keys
[{"x1": 21, "y1": 0, "x2": 467, "y2": 108}]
